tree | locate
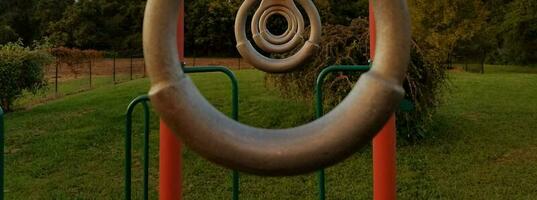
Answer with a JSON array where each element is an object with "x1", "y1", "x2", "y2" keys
[
  {"x1": 497, "y1": 0, "x2": 537, "y2": 64},
  {"x1": 0, "y1": 25, "x2": 19, "y2": 44},
  {"x1": 32, "y1": 0, "x2": 73, "y2": 41},
  {"x1": 185, "y1": 0, "x2": 242, "y2": 57},
  {"x1": 47, "y1": 0, "x2": 146, "y2": 54},
  {"x1": 0, "y1": 0, "x2": 40, "y2": 45},
  {"x1": 408, "y1": 0, "x2": 489, "y2": 64},
  {"x1": 316, "y1": 0, "x2": 369, "y2": 25}
]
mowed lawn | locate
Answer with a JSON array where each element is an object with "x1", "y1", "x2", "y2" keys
[{"x1": 3, "y1": 66, "x2": 537, "y2": 199}]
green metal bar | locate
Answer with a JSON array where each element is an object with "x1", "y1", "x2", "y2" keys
[
  {"x1": 314, "y1": 65, "x2": 414, "y2": 199},
  {"x1": 232, "y1": 170, "x2": 240, "y2": 200},
  {"x1": 0, "y1": 106, "x2": 4, "y2": 200},
  {"x1": 184, "y1": 66, "x2": 240, "y2": 200},
  {"x1": 184, "y1": 66, "x2": 239, "y2": 120},
  {"x1": 315, "y1": 65, "x2": 371, "y2": 200},
  {"x1": 125, "y1": 66, "x2": 240, "y2": 200},
  {"x1": 315, "y1": 65, "x2": 371, "y2": 117},
  {"x1": 317, "y1": 169, "x2": 325, "y2": 200},
  {"x1": 125, "y1": 95, "x2": 151, "y2": 200},
  {"x1": 142, "y1": 100, "x2": 150, "y2": 200}
]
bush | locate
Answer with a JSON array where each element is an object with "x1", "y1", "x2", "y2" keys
[
  {"x1": 266, "y1": 19, "x2": 447, "y2": 141},
  {"x1": 0, "y1": 41, "x2": 53, "y2": 111}
]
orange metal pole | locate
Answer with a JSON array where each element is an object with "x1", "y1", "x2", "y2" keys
[
  {"x1": 370, "y1": 1, "x2": 397, "y2": 200},
  {"x1": 159, "y1": 1, "x2": 185, "y2": 199}
]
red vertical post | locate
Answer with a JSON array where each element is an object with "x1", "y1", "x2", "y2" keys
[
  {"x1": 159, "y1": 1, "x2": 185, "y2": 199},
  {"x1": 370, "y1": 1, "x2": 397, "y2": 200}
]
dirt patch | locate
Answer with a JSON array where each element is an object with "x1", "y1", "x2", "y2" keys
[
  {"x1": 449, "y1": 66, "x2": 466, "y2": 72},
  {"x1": 496, "y1": 147, "x2": 537, "y2": 164}
]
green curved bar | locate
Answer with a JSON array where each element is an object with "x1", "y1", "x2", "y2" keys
[
  {"x1": 184, "y1": 66, "x2": 240, "y2": 200},
  {"x1": 125, "y1": 95, "x2": 151, "y2": 200},
  {"x1": 315, "y1": 65, "x2": 370, "y2": 200},
  {"x1": 124, "y1": 66, "x2": 240, "y2": 200},
  {"x1": 184, "y1": 66, "x2": 239, "y2": 121},
  {"x1": 314, "y1": 65, "x2": 413, "y2": 199},
  {"x1": 315, "y1": 65, "x2": 371, "y2": 118}
]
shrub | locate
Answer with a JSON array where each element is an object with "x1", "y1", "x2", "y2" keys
[
  {"x1": 266, "y1": 18, "x2": 447, "y2": 141},
  {"x1": 0, "y1": 41, "x2": 53, "y2": 111}
]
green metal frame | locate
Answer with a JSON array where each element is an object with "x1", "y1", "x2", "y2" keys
[
  {"x1": 125, "y1": 65, "x2": 412, "y2": 200},
  {"x1": 125, "y1": 95, "x2": 150, "y2": 200},
  {"x1": 0, "y1": 106, "x2": 3, "y2": 200},
  {"x1": 314, "y1": 65, "x2": 413, "y2": 200},
  {"x1": 314, "y1": 65, "x2": 371, "y2": 200},
  {"x1": 125, "y1": 66, "x2": 239, "y2": 200}
]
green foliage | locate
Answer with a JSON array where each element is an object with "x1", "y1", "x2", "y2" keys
[
  {"x1": 1, "y1": 0, "x2": 534, "y2": 64},
  {"x1": 0, "y1": 25, "x2": 19, "y2": 44},
  {"x1": 315, "y1": 0, "x2": 369, "y2": 25},
  {"x1": 266, "y1": 19, "x2": 447, "y2": 140},
  {"x1": 409, "y1": 0, "x2": 489, "y2": 64},
  {"x1": 0, "y1": 0, "x2": 41, "y2": 45},
  {"x1": 405, "y1": 0, "x2": 536, "y2": 66},
  {"x1": 185, "y1": 0, "x2": 242, "y2": 57},
  {"x1": 0, "y1": 41, "x2": 53, "y2": 111},
  {"x1": 47, "y1": 0, "x2": 146, "y2": 53},
  {"x1": 183, "y1": 0, "x2": 369, "y2": 56},
  {"x1": 497, "y1": 0, "x2": 537, "y2": 64}
]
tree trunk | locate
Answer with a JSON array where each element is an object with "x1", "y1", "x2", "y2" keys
[{"x1": 1, "y1": 98, "x2": 9, "y2": 112}]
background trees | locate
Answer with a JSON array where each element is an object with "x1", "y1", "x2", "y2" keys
[
  {"x1": 497, "y1": 0, "x2": 537, "y2": 64},
  {"x1": 408, "y1": 0, "x2": 488, "y2": 65},
  {"x1": 0, "y1": 0, "x2": 535, "y2": 64}
]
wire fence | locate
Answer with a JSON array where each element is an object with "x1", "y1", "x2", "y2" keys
[
  {"x1": 451, "y1": 50, "x2": 487, "y2": 74},
  {"x1": 43, "y1": 56, "x2": 254, "y2": 98}
]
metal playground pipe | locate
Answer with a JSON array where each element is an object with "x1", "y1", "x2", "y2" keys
[{"x1": 142, "y1": 0, "x2": 411, "y2": 176}]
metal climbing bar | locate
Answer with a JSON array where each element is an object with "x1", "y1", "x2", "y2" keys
[
  {"x1": 315, "y1": 65, "x2": 372, "y2": 116},
  {"x1": 0, "y1": 106, "x2": 4, "y2": 200},
  {"x1": 125, "y1": 95, "x2": 151, "y2": 200},
  {"x1": 316, "y1": 64, "x2": 413, "y2": 114},
  {"x1": 315, "y1": 65, "x2": 413, "y2": 199},
  {"x1": 315, "y1": 65, "x2": 370, "y2": 200},
  {"x1": 183, "y1": 66, "x2": 240, "y2": 200},
  {"x1": 124, "y1": 66, "x2": 240, "y2": 200}
]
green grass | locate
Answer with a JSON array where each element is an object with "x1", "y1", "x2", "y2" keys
[
  {"x1": 3, "y1": 67, "x2": 537, "y2": 199},
  {"x1": 484, "y1": 64, "x2": 537, "y2": 74},
  {"x1": 14, "y1": 74, "x2": 140, "y2": 109},
  {"x1": 456, "y1": 64, "x2": 537, "y2": 74}
]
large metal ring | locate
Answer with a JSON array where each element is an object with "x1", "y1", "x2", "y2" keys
[
  {"x1": 236, "y1": 0, "x2": 320, "y2": 73},
  {"x1": 143, "y1": 0, "x2": 411, "y2": 176}
]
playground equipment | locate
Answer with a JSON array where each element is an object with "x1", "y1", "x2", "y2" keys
[
  {"x1": 126, "y1": 0, "x2": 410, "y2": 199},
  {"x1": 144, "y1": 0, "x2": 410, "y2": 175},
  {"x1": 235, "y1": 0, "x2": 321, "y2": 72},
  {"x1": 126, "y1": 66, "x2": 240, "y2": 199},
  {"x1": 125, "y1": 64, "x2": 414, "y2": 199}
]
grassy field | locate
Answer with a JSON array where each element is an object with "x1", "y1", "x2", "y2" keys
[
  {"x1": 14, "y1": 74, "x2": 138, "y2": 109},
  {"x1": 3, "y1": 66, "x2": 537, "y2": 199}
]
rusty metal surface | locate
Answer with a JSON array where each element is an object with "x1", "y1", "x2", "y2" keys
[{"x1": 143, "y1": 0, "x2": 410, "y2": 176}]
